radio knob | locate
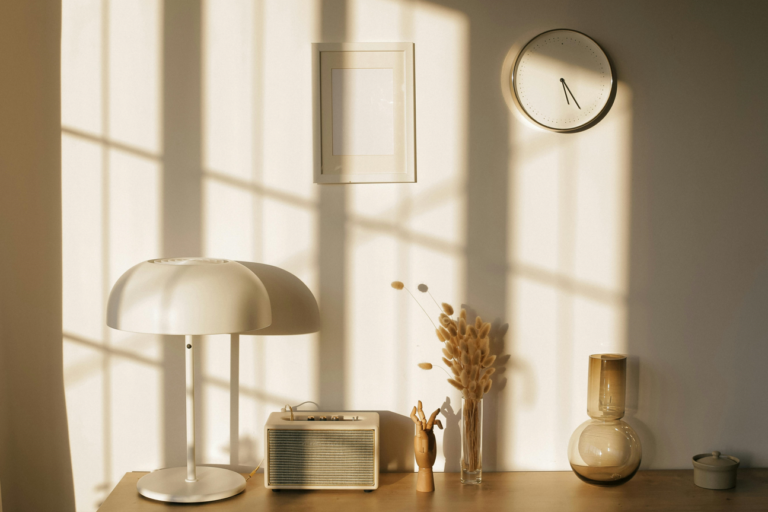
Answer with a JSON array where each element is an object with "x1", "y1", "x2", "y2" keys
[
  {"x1": 320, "y1": 416, "x2": 328, "y2": 421},
  {"x1": 331, "y1": 416, "x2": 340, "y2": 421},
  {"x1": 307, "y1": 416, "x2": 315, "y2": 421}
]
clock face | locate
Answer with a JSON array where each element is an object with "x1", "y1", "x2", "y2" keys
[{"x1": 512, "y1": 29, "x2": 615, "y2": 132}]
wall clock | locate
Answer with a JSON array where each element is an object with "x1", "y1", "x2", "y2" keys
[{"x1": 510, "y1": 29, "x2": 616, "y2": 133}]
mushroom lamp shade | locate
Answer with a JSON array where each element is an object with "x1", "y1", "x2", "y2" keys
[
  {"x1": 236, "y1": 261, "x2": 320, "y2": 336},
  {"x1": 107, "y1": 257, "x2": 271, "y2": 335},
  {"x1": 106, "y1": 257, "x2": 272, "y2": 503}
]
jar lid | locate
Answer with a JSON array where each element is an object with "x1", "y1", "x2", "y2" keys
[{"x1": 692, "y1": 451, "x2": 740, "y2": 471}]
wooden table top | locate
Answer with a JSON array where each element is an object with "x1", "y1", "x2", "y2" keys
[{"x1": 99, "y1": 469, "x2": 768, "y2": 511}]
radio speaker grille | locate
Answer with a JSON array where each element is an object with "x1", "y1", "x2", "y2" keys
[{"x1": 268, "y1": 430, "x2": 375, "y2": 486}]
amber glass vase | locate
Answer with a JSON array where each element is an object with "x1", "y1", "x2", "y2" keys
[
  {"x1": 460, "y1": 398, "x2": 482, "y2": 484},
  {"x1": 567, "y1": 354, "x2": 641, "y2": 486}
]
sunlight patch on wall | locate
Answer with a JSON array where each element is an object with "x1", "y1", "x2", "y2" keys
[
  {"x1": 62, "y1": 340, "x2": 106, "y2": 512},
  {"x1": 107, "y1": 149, "x2": 162, "y2": 284},
  {"x1": 505, "y1": 82, "x2": 633, "y2": 470},
  {"x1": 508, "y1": 277, "x2": 560, "y2": 469},
  {"x1": 201, "y1": 377, "x2": 233, "y2": 464},
  {"x1": 62, "y1": 135, "x2": 104, "y2": 342},
  {"x1": 510, "y1": 136, "x2": 561, "y2": 274},
  {"x1": 61, "y1": 0, "x2": 102, "y2": 135},
  {"x1": 348, "y1": 0, "x2": 412, "y2": 41},
  {"x1": 105, "y1": 147, "x2": 164, "y2": 480},
  {"x1": 109, "y1": 356, "x2": 162, "y2": 478},
  {"x1": 62, "y1": 138, "x2": 164, "y2": 511},
  {"x1": 346, "y1": 227, "x2": 400, "y2": 409},
  {"x1": 62, "y1": 131, "x2": 106, "y2": 512},
  {"x1": 402, "y1": 1, "x2": 468, "y2": 253},
  {"x1": 237, "y1": 337, "x2": 265, "y2": 466},
  {"x1": 343, "y1": 2, "x2": 469, "y2": 470},
  {"x1": 260, "y1": 0, "x2": 318, "y2": 200},
  {"x1": 107, "y1": 0, "x2": 161, "y2": 154},
  {"x1": 62, "y1": 95, "x2": 167, "y2": 510},
  {"x1": 202, "y1": 0, "x2": 255, "y2": 181},
  {"x1": 201, "y1": 335, "x2": 232, "y2": 464},
  {"x1": 566, "y1": 82, "x2": 633, "y2": 408},
  {"x1": 262, "y1": 335, "x2": 317, "y2": 409},
  {"x1": 262, "y1": 197, "x2": 317, "y2": 271},
  {"x1": 571, "y1": 116, "x2": 632, "y2": 294},
  {"x1": 203, "y1": 178, "x2": 257, "y2": 260}
]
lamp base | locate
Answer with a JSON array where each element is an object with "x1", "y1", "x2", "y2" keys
[{"x1": 137, "y1": 466, "x2": 246, "y2": 503}]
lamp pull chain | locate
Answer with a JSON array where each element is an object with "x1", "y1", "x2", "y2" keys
[{"x1": 185, "y1": 335, "x2": 197, "y2": 482}]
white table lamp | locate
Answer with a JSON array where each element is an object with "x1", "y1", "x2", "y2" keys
[{"x1": 106, "y1": 257, "x2": 272, "y2": 503}]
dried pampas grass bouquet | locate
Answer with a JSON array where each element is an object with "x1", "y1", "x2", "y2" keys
[
  {"x1": 391, "y1": 281, "x2": 496, "y2": 400},
  {"x1": 439, "y1": 306, "x2": 495, "y2": 400}
]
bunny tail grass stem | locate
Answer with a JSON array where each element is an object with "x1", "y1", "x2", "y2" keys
[
  {"x1": 426, "y1": 290, "x2": 443, "y2": 314},
  {"x1": 402, "y1": 285, "x2": 438, "y2": 329},
  {"x1": 463, "y1": 398, "x2": 482, "y2": 473}
]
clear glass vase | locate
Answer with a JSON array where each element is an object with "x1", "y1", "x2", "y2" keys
[
  {"x1": 568, "y1": 354, "x2": 642, "y2": 486},
  {"x1": 460, "y1": 397, "x2": 482, "y2": 484}
]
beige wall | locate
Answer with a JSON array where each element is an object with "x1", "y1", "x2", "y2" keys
[
  {"x1": 0, "y1": 1, "x2": 76, "y2": 511},
  {"x1": 58, "y1": 0, "x2": 768, "y2": 510}
]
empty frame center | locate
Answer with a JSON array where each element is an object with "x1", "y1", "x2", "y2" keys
[{"x1": 332, "y1": 68, "x2": 395, "y2": 156}]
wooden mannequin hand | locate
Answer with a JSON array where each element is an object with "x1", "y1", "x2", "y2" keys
[
  {"x1": 414, "y1": 430, "x2": 437, "y2": 469},
  {"x1": 410, "y1": 401, "x2": 442, "y2": 492},
  {"x1": 411, "y1": 401, "x2": 442, "y2": 469}
]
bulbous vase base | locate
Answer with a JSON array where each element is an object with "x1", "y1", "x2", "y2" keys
[{"x1": 567, "y1": 419, "x2": 642, "y2": 486}]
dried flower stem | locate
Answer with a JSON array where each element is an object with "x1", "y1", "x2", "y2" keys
[
  {"x1": 400, "y1": 285, "x2": 438, "y2": 329},
  {"x1": 426, "y1": 291, "x2": 443, "y2": 313},
  {"x1": 462, "y1": 397, "x2": 482, "y2": 473}
]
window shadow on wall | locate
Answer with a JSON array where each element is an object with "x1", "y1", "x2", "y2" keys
[
  {"x1": 161, "y1": 0, "x2": 203, "y2": 471},
  {"x1": 317, "y1": 0, "x2": 349, "y2": 411}
]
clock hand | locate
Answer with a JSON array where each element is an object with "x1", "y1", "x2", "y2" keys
[
  {"x1": 561, "y1": 79, "x2": 570, "y2": 105},
  {"x1": 561, "y1": 78, "x2": 581, "y2": 110}
]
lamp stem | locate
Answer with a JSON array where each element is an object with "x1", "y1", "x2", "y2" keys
[
  {"x1": 185, "y1": 335, "x2": 197, "y2": 482},
  {"x1": 230, "y1": 334, "x2": 239, "y2": 467}
]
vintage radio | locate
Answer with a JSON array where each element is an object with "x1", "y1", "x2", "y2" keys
[{"x1": 264, "y1": 411, "x2": 379, "y2": 491}]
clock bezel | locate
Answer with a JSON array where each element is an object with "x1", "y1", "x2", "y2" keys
[{"x1": 510, "y1": 29, "x2": 617, "y2": 133}]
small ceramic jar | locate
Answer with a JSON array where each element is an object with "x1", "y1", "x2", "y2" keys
[{"x1": 692, "y1": 451, "x2": 740, "y2": 490}]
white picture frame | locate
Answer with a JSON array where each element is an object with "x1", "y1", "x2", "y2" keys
[{"x1": 312, "y1": 42, "x2": 416, "y2": 184}]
